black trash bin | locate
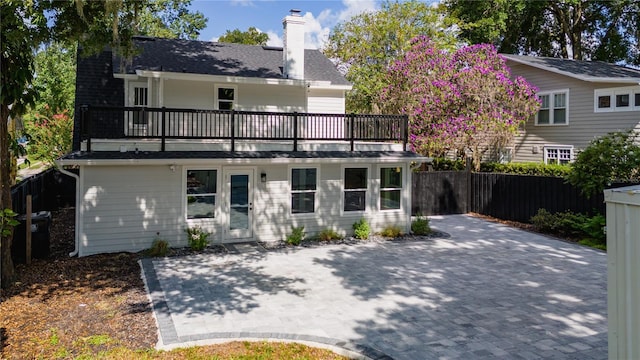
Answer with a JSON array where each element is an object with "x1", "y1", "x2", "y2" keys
[{"x1": 11, "y1": 211, "x2": 52, "y2": 264}]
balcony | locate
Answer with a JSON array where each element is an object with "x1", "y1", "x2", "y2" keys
[{"x1": 79, "y1": 105, "x2": 408, "y2": 152}]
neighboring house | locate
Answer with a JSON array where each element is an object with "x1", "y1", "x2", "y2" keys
[
  {"x1": 503, "y1": 54, "x2": 640, "y2": 164},
  {"x1": 57, "y1": 11, "x2": 428, "y2": 257}
]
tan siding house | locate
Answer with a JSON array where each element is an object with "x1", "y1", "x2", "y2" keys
[{"x1": 503, "y1": 55, "x2": 640, "y2": 163}]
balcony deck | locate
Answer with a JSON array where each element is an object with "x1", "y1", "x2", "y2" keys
[{"x1": 80, "y1": 106, "x2": 408, "y2": 152}]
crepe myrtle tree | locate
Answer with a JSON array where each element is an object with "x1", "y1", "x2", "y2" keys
[{"x1": 381, "y1": 36, "x2": 540, "y2": 169}]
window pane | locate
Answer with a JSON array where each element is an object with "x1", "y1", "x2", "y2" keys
[
  {"x1": 635, "y1": 93, "x2": 640, "y2": 107},
  {"x1": 537, "y1": 109, "x2": 550, "y2": 124},
  {"x1": 539, "y1": 95, "x2": 549, "y2": 109},
  {"x1": 554, "y1": 93, "x2": 566, "y2": 108},
  {"x1": 218, "y1": 88, "x2": 234, "y2": 100},
  {"x1": 381, "y1": 168, "x2": 402, "y2": 188},
  {"x1": 345, "y1": 168, "x2": 367, "y2": 189},
  {"x1": 230, "y1": 175, "x2": 248, "y2": 206},
  {"x1": 187, "y1": 195, "x2": 215, "y2": 219},
  {"x1": 616, "y1": 94, "x2": 630, "y2": 107},
  {"x1": 292, "y1": 168, "x2": 317, "y2": 191},
  {"x1": 344, "y1": 190, "x2": 366, "y2": 211},
  {"x1": 292, "y1": 192, "x2": 315, "y2": 213},
  {"x1": 553, "y1": 109, "x2": 566, "y2": 124},
  {"x1": 598, "y1": 95, "x2": 611, "y2": 108},
  {"x1": 230, "y1": 206, "x2": 248, "y2": 230},
  {"x1": 187, "y1": 170, "x2": 216, "y2": 194},
  {"x1": 218, "y1": 101, "x2": 233, "y2": 110},
  {"x1": 381, "y1": 190, "x2": 401, "y2": 210}
]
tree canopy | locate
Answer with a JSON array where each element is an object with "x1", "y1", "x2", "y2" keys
[
  {"x1": 324, "y1": 0, "x2": 459, "y2": 113},
  {"x1": 381, "y1": 37, "x2": 540, "y2": 169},
  {"x1": 446, "y1": 0, "x2": 640, "y2": 64},
  {"x1": 218, "y1": 27, "x2": 269, "y2": 45}
]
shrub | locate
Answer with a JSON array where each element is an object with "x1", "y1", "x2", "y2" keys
[
  {"x1": 148, "y1": 235, "x2": 169, "y2": 257},
  {"x1": 185, "y1": 226, "x2": 210, "y2": 251},
  {"x1": 380, "y1": 225, "x2": 403, "y2": 238},
  {"x1": 352, "y1": 218, "x2": 370, "y2": 240},
  {"x1": 576, "y1": 214, "x2": 606, "y2": 245},
  {"x1": 479, "y1": 162, "x2": 571, "y2": 177},
  {"x1": 286, "y1": 226, "x2": 305, "y2": 245},
  {"x1": 318, "y1": 228, "x2": 342, "y2": 241},
  {"x1": 531, "y1": 209, "x2": 606, "y2": 248},
  {"x1": 411, "y1": 215, "x2": 431, "y2": 235}
]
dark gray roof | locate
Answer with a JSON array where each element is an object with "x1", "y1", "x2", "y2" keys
[
  {"x1": 61, "y1": 150, "x2": 423, "y2": 161},
  {"x1": 114, "y1": 37, "x2": 350, "y2": 86},
  {"x1": 503, "y1": 54, "x2": 640, "y2": 82}
]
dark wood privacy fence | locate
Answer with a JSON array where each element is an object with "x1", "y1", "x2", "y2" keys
[
  {"x1": 412, "y1": 171, "x2": 609, "y2": 223},
  {"x1": 80, "y1": 105, "x2": 408, "y2": 152},
  {"x1": 11, "y1": 168, "x2": 76, "y2": 214}
]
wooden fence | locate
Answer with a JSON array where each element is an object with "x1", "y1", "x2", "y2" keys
[
  {"x1": 412, "y1": 171, "x2": 610, "y2": 223},
  {"x1": 11, "y1": 168, "x2": 76, "y2": 214}
]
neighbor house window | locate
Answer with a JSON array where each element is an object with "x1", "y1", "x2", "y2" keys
[
  {"x1": 344, "y1": 167, "x2": 368, "y2": 212},
  {"x1": 536, "y1": 90, "x2": 568, "y2": 125},
  {"x1": 215, "y1": 85, "x2": 236, "y2": 110},
  {"x1": 186, "y1": 170, "x2": 217, "y2": 219},
  {"x1": 544, "y1": 146, "x2": 573, "y2": 165},
  {"x1": 380, "y1": 167, "x2": 402, "y2": 210},
  {"x1": 291, "y1": 168, "x2": 317, "y2": 214},
  {"x1": 595, "y1": 86, "x2": 640, "y2": 112}
]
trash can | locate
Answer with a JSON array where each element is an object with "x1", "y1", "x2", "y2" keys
[{"x1": 11, "y1": 211, "x2": 52, "y2": 264}]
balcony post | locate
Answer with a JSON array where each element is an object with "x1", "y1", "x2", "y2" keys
[
  {"x1": 161, "y1": 107, "x2": 166, "y2": 151},
  {"x1": 81, "y1": 105, "x2": 91, "y2": 152},
  {"x1": 230, "y1": 109, "x2": 235, "y2": 152},
  {"x1": 293, "y1": 112, "x2": 298, "y2": 152},
  {"x1": 349, "y1": 113, "x2": 355, "y2": 152},
  {"x1": 403, "y1": 114, "x2": 409, "y2": 151}
]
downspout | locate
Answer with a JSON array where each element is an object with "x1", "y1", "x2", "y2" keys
[{"x1": 55, "y1": 163, "x2": 80, "y2": 257}]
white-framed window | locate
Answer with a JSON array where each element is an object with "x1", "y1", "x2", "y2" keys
[
  {"x1": 186, "y1": 169, "x2": 217, "y2": 219},
  {"x1": 536, "y1": 89, "x2": 569, "y2": 125},
  {"x1": 290, "y1": 167, "x2": 317, "y2": 214},
  {"x1": 127, "y1": 82, "x2": 149, "y2": 126},
  {"x1": 343, "y1": 166, "x2": 369, "y2": 212},
  {"x1": 595, "y1": 86, "x2": 640, "y2": 112},
  {"x1": 543, "y1": 146, "x2": 573, "y2": 165},
  {"x1": 379, "y1": 166, "x2": 403, "y2": 211},
  {"x1": 215, "y1": 85, "x2": 236, "y2": 110}
]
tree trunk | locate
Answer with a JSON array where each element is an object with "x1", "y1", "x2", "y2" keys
[{"x1": 1, "y1": 103, "x2": 16, "y2": 288}]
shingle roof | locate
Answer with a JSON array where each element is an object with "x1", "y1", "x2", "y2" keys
[
  {"x1": 503, "y1": 54, "x2": 640, "y2": 83},
  {"x1": 114, "y1": 37, "x2": 350, "y2": 86}
]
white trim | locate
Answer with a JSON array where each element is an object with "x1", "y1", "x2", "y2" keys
[
  {"x1": 376, "y1": 164, "x2": 405, "y2": 213},
  {"x1": 543, "y1": 145, "x2": 574, "y2": 165},
  {"x1": 288, "y1": 165, "x2": 319, "y2": 217},
  {"x1": 136, "y1": 70, "x2": 306, "y2": 86},
  {"x1": 214, "y1": 84, "x2": 237, "y2": 110},
  {"x1": 113, "y1": 73, "x2": 139, "y2": 80},
  {"x1": 535, "y1": 89, "x2": 569, "y2": 126},
  {"x1": 594, "y1": 86, "x2": 640, "y2": 113},
  {"x1": 341, "y1": 164, "x2": 371, "y2": 215}
]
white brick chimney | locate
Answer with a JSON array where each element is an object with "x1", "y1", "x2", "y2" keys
[{"x1": 282, "y1": 9, "x2": 305, "y2": 80}]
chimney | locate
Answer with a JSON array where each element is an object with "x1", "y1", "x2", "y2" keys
[{"x1": 282, "y1": 9, "x2": 305, "y2": 80}]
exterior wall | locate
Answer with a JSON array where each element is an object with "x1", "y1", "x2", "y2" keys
[
  {"x1": 77, "y1": 160, "x2": 413, "y2": 256},
  {"x1": 508, "y1": 62, "x2": 640, "y2": 162},
  {"x1": 307, "y1": 89, "x2": 346, "y2": 114}
]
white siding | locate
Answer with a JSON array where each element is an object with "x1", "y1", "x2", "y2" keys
[
  {"x1": 79, "y1": 165, "x2": 185, "y2": 256},
  {"x1": 508, "y1": 63, "x2": 640, "y2": 162},
  {"x1": 237, "y1": 83, "x2": 306, "y2": 112},
  {"x1": 307, "y1": 89, "x2": 346, "y2": 114}
]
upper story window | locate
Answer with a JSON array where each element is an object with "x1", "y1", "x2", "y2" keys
[
  {"x1": 344, "y1": 167, "x2": 368, "y2": 212},
  {"x1": 536, "y1": 90, "x2": 569, "y2": 126},
  {"x1": 291, "y1": 168, "x2": 317, "y2": 214},
  {"x1": 595, "y1": 86, "x2": 640, "y2": 112},
  {"x1": 215, "y1": 85, "x2": 236, "y2": 110}
]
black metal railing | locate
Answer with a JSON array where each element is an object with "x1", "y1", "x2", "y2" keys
[{"x1": 80, "y1": 105, "x2": 409, "y2": 152}]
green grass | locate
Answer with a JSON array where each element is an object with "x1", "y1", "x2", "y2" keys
[{"x1": 578, "y1": 238, "x2": 607, "y2": 251}]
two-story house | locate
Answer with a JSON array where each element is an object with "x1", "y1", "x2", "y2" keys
[{"x1": 57, "y1": 11, "x2": 428, "y2": 256}]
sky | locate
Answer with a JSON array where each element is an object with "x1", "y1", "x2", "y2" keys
[{"x1": 188, "y1": 0, "x2": 382, "y2": 49}]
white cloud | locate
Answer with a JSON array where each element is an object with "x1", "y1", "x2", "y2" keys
[
  {"x1": 266, "y1": 31, "x2": 283, "y2": 47},
  {"x1": 338, "y1": 0, "x2": 377, "y2": 21},
  {"x1": 210, "y1": 36, "x2": 220, "y2": 42},
  {"x1": 230, "y1": 0, "x2": 254, "y2": 6}
]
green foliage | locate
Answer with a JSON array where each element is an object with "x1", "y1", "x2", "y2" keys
[
  {"x1": 411, "y1": 216, "x2": 432, "y2": 235},
  {"x1": 430, "y1": 158, "x2": 467, "y2": 171},
  {"x1": 0, "y1": 208, "x2": 20, "y2": 238},
  {"x1": 218, "y1": 27, "x2": 269, "y2": 45},
  {"x1": 148, "y1": 234, "x2": 169, "y2": 257},
  {"x1": 479, "y1": 162, "x2": 571, "y2": 177},
  {"x1": 352, "y1": 218, "x2": 370, "y2": 240},
  {"x1": 184, "y1": 226, "x2": 210, "y2": 251},
  {"x1": 380, "y1": 225, "x2": 403, "y2": 238},
  {"x1": 324, "y1": 0, "x2": 458, "y2": 113},
  {"x1": 286, "y1": 226, "x2": 305, "y2": 246},
  {"x1": 136, "y1": 0, "x2": 207, "y2": 40},
  {"x1": 23, "y1": 111, "x2": 73, "y2": 165},
  {"x1": 531, "y1": 209, "x2": 606, "y2": 248},
  {"x1": 578, "y1": 238, "x2": 607, "y2": 251},
  {"x1": 566, "y1": 130, "x2": 640, "y2": 197},
  {"x1": 317, "y1": 228, "x2": 342, "y2": 241}
]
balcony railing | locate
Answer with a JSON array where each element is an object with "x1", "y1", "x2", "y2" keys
[{"x1": 80, "y1": 105, "x2": 409, "y2": 152}]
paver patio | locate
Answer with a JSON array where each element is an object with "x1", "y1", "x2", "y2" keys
[{"x1": 140, "y1": 214, "x2": 607, "y2": 359}]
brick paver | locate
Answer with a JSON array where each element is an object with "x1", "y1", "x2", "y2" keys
[{"x1": 141, "y1": 214, "x2": 607, "y2": 359}]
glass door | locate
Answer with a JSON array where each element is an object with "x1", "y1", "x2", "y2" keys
[{"x1": 225, "y1": 169, "x2": 253, "y2": 240}]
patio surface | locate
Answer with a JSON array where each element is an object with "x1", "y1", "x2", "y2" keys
[{"x1": 140, "y1": 214, "x2": 607, "y2": 359}]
